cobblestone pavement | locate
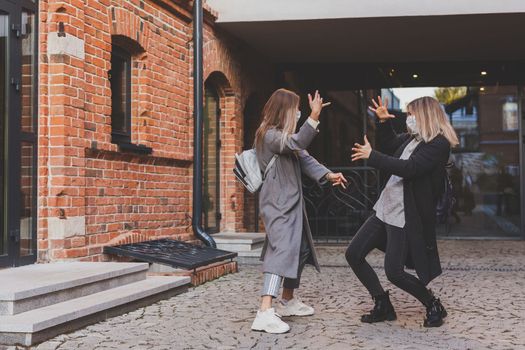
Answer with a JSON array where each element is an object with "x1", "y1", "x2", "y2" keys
[{"x1": 29, "y1": 240, "x2": 525, "y2": 350}]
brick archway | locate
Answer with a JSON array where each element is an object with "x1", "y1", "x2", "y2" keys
[
  {"x1": 203, "y1": 71, "x2": 244, "y2": 232},
  {"x1": 108, "y1": 7, "x2": 151, "y2": 52},
  {"x1": 242, "y1": 93, "x2": 264, "y2": 232}
]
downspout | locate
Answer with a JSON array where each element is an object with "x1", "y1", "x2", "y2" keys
[{"x1": 192, "y1": 0, "x2": 217, "y2": 248}]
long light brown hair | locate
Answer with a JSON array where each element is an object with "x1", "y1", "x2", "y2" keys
[
  {"x1": 407, "y1": 96, "x2": 459, "y2": 147},
  {"x1": 254, "y1": 88, "x2": 300, "y2": 152}
]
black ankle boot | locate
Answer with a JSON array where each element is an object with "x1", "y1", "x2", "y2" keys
[
  {"x1": 423, "y1": 295, "x2": 447, "y2": 327},
  {"x1": 361, "y1": 291, "x2": 397, "y2": 323}
]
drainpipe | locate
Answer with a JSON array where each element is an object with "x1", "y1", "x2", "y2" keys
[{"x1": 192, "y1": 0, "x2": 217, "y2": 248}]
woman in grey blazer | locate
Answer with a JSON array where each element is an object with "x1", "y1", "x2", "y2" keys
[{"x1": 251, "y1": 89, "x2": 347, "y2": 334}]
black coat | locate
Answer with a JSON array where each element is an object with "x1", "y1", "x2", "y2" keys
[{"x1": 367, "y1": 121, "x2": 450, "y2": 285}]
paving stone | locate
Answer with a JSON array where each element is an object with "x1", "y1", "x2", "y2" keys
[{"x1": 32, "y1": 241, "x2": 525, "y2": 350}]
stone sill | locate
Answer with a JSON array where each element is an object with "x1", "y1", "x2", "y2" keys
[{"x1": 85, "y1": 147, "x2": 193, "y2": 167}]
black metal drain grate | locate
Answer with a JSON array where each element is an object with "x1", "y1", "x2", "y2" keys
[{"x1": 104, "y1": 239, "x2": 237, "y2": 270}]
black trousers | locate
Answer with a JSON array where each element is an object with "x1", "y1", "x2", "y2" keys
[{"x1": 345, "y1": 215, "x2": 432, "y2": 306}]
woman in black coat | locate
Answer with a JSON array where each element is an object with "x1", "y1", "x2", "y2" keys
[{"x1": 347, "y1": 96, "x2": 459, "y2": 327}]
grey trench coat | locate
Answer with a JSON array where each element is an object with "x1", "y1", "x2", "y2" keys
[{"x1": 257, "y1": 121, "x2": 330, "y2": 279}]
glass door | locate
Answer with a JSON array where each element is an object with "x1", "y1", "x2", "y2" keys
[
  {"x1": 203, "y1": 85, "x2": 221, "y2": 233},
  {"x1": 19, "y1": 5, "x2": 37, "y2": 264},
  {"x1": 443, "y1": 86, "x2": 522, "y2": 238},
  {"x1": 0, "y1": 0, "x2": 38, "y2": 268},
  {"x1": 0, "y1": 3, "x2": 11, "y2": 267},
  {"x1": 0, "y1": 1, "x2": 18, "y2": 266}
]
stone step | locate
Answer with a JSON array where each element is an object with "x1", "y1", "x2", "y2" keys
[
  {"x1": 0, "y1": 275, "x2": 190, "y2": 347},
  {"x1": 0, "y1": 262, "x2": 149, "y2": 316},
  {"x1": 237, "y1": 247, "x2": 264, "y2": 265},
  {"x1": 237, "y1": 247, "x2": 263, "y2": 258},
  {"x1": 213, "y1": 232, "x2": 265, "y2": 252}
]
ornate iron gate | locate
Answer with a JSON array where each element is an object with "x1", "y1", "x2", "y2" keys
[{"x1": 302, "y1": 167, "x2": 381, "y2": 240}]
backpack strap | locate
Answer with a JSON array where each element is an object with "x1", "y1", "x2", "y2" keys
[{"x1": 262, "y1": 154, "x2": 278, "y2": 180}]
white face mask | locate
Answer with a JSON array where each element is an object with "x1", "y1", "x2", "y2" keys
[
  {"x1": 296, "y1": 110, "x2": 302, "y2": 121},
  {"x1": 406, "y1": 115, "x2": 418, "y2": 134}
]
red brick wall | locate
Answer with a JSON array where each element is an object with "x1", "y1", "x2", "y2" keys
[{"x1": 38, "y1": 0, "x2": 273, "y2": 262}]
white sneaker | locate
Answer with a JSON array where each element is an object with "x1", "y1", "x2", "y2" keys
[
  {"x1": 251, "y1": 308, "x2": 290, "y2": 334},
  {"x1": 275, "y1": 297, "x2": 315, "y2": 317}
]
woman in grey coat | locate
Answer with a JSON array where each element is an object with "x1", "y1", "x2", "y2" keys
[{"x1": 251, "y1": 89, "x2": 347, "y2": 334}]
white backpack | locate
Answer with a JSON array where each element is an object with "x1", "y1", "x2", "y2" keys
[{"x1": 233, "y1": 149, "x2": 278, "y2": 193}]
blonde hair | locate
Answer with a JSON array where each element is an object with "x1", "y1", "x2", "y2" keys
[
  {"x1": 407, "y1": 96, "x2": 459, "y2": 147},
  {"x1": 254, "y1": 88, "x2": 300, "y2": 152}
]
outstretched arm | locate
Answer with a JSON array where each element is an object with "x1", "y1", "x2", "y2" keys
[
  {"x1": 265, "y1": 90, "x2": 330, "y2": 155},
  {"x1": 376, "y1": 120, "x2": 410, "y2": 155},
  {"x1": 299, "y1": 150, "x2": 348, "y2": 187},
  {"x1": 369, "y1": 96, "x2": 409, "y2": 154},
  {"x1": 265, "y1": 121, "x2": 318, "y2": 155},
  {"x1": 298, "y1": 150, "x2": 330, "y2": 184},
  {"x1": 367, "y1": 138, "x2": 450, "y2": 180}
]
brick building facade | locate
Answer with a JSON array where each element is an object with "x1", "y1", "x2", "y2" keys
[
  {"x1": 5, "y1": 0, "x2": 523, "y2": 269},
  {"x1": 24, "y1": 0, "x2": 273, "y2": 265}
]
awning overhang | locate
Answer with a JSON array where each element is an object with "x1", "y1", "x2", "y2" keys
[{"x1": 207, "y1": 0, "x2": 525, "y2": 64}]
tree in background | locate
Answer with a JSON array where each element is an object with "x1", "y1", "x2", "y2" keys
[{"x1": 434, "y1": 87, "x2": 467, "y2": 105}]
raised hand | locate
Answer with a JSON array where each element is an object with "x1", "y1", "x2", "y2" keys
[
  {"x1": 369, "y1": 96, "x2": 395, "y2": 122},
  {"x1": 308, "y1": 90, "x2": 331, "y2": 121},
  {"x1": 326, "y1": 172, "x2": 348, "y2": 189},
  {"x1": 351, "y1": 135, "x2": 372, "y2": 161}
]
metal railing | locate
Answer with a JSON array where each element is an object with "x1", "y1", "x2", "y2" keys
[{"x1": 302, "y1": 166, "x2": 381, "y2": 239}]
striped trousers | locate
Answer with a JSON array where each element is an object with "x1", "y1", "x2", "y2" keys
[{"x1": 261, "y1": 230, "x2": 311, "y2": 298}]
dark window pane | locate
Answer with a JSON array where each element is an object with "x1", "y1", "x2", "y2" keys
[{"x1": 110, "y1": 47, "x2": 130, "y2": 141}]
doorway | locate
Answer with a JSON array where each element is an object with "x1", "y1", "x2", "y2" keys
[
  {"x1": 0, "y1": 0, "x2": 38, "y2": 268},
  {"x1": 203, "y1": 83, "x2": 221, "y2": 233},
  {"x1": 284, "y1": 61, "x2": 525, "y2": 240},
  {"x1": 392, "y1": 86, "x2": 522, "y2": 238}
]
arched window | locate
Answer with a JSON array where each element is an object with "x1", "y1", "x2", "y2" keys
[
  {"x1": 109, "y1": 45, "x2": 132, "y2": 144},
  {"x1": 109, "y1": 35, "x2": 150, "y2": 154}
]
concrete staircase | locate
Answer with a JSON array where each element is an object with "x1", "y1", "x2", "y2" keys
[
  {"x1": 0, "y1": 262, "x2": 190, "y2": 346},
  {"x1": 212, "y1": 232, "x2": 265, "y2": 264}
]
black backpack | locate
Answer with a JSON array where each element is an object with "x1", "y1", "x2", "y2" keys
[{"x1": 436, "y1": 162, "x2": 456, "y2": 225}]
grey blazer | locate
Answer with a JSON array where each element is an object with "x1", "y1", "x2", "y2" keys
[{"x1": 257, "y1": 121, "x2": 330, "y2": 279}]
